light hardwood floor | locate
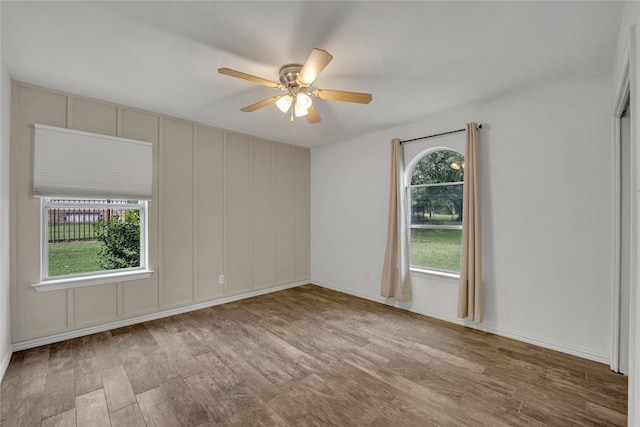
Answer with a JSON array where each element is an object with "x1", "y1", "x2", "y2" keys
[{"x1": 0, "y1": 284, "x2": 628, "y2": 426}]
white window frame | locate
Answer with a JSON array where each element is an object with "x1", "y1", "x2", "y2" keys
[
  {"x1": 33, "y1": 198, "x2": 152, "y2": 292},
  {"x1": 405, "y1": 147, "x2": 464, "y2": 278}
]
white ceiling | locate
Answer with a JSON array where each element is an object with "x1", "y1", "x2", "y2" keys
[{"x1": 1, "y1": 1, "x2": 624, "y2": 147}]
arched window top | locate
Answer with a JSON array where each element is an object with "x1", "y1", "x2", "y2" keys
[{"x1": 410, "y1": 149, "x2": 464, "y2": 186}]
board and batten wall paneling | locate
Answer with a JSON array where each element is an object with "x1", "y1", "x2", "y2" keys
[
  {"x1": 225, "y1": 133, "x2": 252, "y2": 295},
  {"x1": 10, "y1": 81, "x2": 310, "y2": 344},
  {"x1": 161, "y1": 118, "x2": 195, "y2": 307},
  {"x1": 251, "y1": 139, "x2": 276, "y2": 290},
  {"x1": 74, "y1": 284, "x2": 117, "y2": 326},
  {"x1": 120, "y1": 108, "x2": 160, "y2": 316},
  {"x1": 72, "y1": 98, "x2": 117, "y2": 137},
  {"x1": 195, "y1": 125, "x2": 224, "y2": 300},
  {"x1": 70, "y1": 98, "x2": 119, "y2": 324},
  {"x1": 274, "y1": 144, "x2": 294, "y2": 284},
  {"x1": 12, "y1": 84, "x2": 69, "y2": 340},
  {"x1": 294, "y1": 147, "x2": 311, "y2": 281}
]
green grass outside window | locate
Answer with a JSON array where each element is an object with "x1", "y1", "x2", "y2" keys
[
  {"x1": 48, "y1": 240, "x2": 105, "y2": 277},
  {"x1": 410, "y1": 229, "x2": 462, "y2": 272}
]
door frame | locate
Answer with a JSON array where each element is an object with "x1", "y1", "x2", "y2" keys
[
  {"x1": 612, "y1": 24, "x2": 638, "y2": 425},
  {"x1": 611, "y1": 42, "x2": 631, "y2": 374}
]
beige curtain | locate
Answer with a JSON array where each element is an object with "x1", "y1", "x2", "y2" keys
[
  {"x1": 458, "y1": 123, "x2": 482, "y2": 322},
  {"x1": 381, "y1": 138, "x2": 412, "y2": 301}
]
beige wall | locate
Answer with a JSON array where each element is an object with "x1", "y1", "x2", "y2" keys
[{"x1": 10, "y1": 81, "x2": 310, "y2": 344}]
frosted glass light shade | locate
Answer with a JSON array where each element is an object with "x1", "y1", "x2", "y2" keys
[
  {"x1": 294, "y1": 93, "x2": 312, "y2": 117},
  {"x1": 276, "y1": 95, "x2": 292, "y2": 113},
  {"x1": 296, "y1": 93, "x2": 312, "y2": 109},
  {"x1": 295, "y1": 104, "x2": 309, "y2": 117}
]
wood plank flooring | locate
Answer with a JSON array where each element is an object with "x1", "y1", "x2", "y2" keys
[{"x1": 0, "y1": 284, "x2": 627, "y2": 426}]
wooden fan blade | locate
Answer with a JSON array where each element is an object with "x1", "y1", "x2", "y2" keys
[
  {"x1": 297, "y1": 49, "x2": 333, "y2": 86},
  {"x1": 312, "y1": 89, "x2": 372, "y2": 104},
  {"x1": 241, "y1": 96, "x2": 280, "y2": 112},
  {"x1": 306, "y1": 105, "x2": 321, "y2": 124},
  {"x1": 218, "y1": 68, "x2": 281, "y2": 89}
]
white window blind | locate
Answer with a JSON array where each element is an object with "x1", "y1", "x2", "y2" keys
[{"x1": 34, "y1": 124, "x2": 152, "y2": 200}]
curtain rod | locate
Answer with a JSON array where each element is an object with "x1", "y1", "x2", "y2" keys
[{"x1": 400, "y1": 124, "x2": 483, "y2": 145}]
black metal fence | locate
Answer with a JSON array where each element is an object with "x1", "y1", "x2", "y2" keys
[{"x1": 48, "y1": 200, "x2": 128, "y2": 243}]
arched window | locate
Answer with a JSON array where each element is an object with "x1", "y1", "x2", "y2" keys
[{"x1": 406, "y1": 148, "x2": 464, "y2": 273}]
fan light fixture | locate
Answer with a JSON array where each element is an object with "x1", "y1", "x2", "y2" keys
[
  {"x1": 296, "y1": 93, "x2": 312, "y2": 110},
  {"x1": 276, "y1": 95, "x2": 292, "y2": 113},
  {"x1": 276, "y1": 92, "x2": 312, "y2": 118},
  {"x1": 295, "y1": 103, "x2": 309, "y2": 117},
  {"x1": 294, "y1": 93, "x2": 312, "y2": 117}
]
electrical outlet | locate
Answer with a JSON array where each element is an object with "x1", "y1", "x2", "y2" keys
[
  {"x1": 364, "y1": 272, "x2": 370, "y2": 281},
  {"x1": 219, "y1": 274, "x2": 225, "y2": 285}
]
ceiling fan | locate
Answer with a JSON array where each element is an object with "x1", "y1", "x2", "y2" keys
[{"x1": 218, "y1": 48, "x2": 373, "y2": 124}]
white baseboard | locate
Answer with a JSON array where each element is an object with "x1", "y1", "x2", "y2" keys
[
  {"x1": 311, "y1": 280, "x2": 610, "y2": 365},
  {"x1": 12, "y1": 280, "x2": 308, "y2": 352}
]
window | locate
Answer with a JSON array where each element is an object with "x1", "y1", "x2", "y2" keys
[
  {"x1": 407, "y1": 149, "x2": 464, "y2": 274},
  {"x1": 43, "y1": 199, "x2": 147, "y2": 280},
  {"x1": 32, "y1": 124, "x2": 153, "y2": 291}
]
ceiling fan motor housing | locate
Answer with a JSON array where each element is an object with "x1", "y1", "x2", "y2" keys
[{"x1": 279, "y1": 64, "x2": 306, "y2": 88}]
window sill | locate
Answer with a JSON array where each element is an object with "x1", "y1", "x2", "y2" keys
[
  {"x1": 32, "y1": 269, "x2": 155, "y2": 292},
  {"x1": 410, "y1": 267, "x2": 459, "y2": 283}
]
